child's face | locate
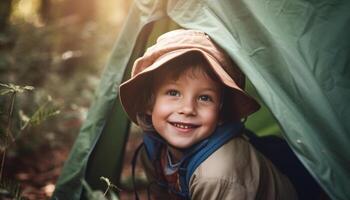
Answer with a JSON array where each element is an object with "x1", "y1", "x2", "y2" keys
[{"x1": 149, "y1": 67, "x2": 222, "y2": 149}]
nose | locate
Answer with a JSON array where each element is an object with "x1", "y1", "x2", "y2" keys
[{"x1": 178, "y1": 98, "x2": 197, "y2": 116}]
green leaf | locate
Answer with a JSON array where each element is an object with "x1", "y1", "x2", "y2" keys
[
  {"x1": 100, "y1": 176, "x2": 121, "y2": 196},
  {"x1": 0, "y1": 83, "x2": 34, "y2": 95},
  {"x1": 100, "y1": 177, "x2": 111, "y2": 187},
  {"x1": 0, "y1": 83, "x2": 11, "y2": 88},
  {"x1": 0, "y1": 88, "x2": 13, "y2": 96},
  {"x1": 23, "y1": 86, "x2": 34, "y2": 91},
  {"x1": 19, "y1": 110, "x2": 30, "y2": 123},
  {"x1": 28, "y1": 103, "x2": 60, "y2": 127},
  {"x1": 19, "y1": 98, "x2": 60, "y2": 131}
]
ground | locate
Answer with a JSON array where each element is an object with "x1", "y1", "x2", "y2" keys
[
  {"x1": 3, "y1": 126, "x2": 145, "y2": 200},
  {"x1": 4, "y1": 145, "x2": 69, "y2": 199}
]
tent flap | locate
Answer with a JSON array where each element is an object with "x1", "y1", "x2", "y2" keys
[{"x1": 165, "y1": 0, "x2": 350, "y2": 199}]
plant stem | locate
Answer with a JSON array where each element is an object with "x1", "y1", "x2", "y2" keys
[
  {"x1": 0, "y1": 150, "x2": 5, "y2": 181},
  {"x1": 103, "y1": 185, "x2": 110, "y2": 196},
  {"x1": 7, "y1": 92, "x2": 16, "y2": 142},
  {"x1": 0, "y1": 92, "x2": 17, "y2": 181}
]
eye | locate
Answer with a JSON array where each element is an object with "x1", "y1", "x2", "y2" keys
[
  {"x1": 166, "y1": 89, "x2": 180, "y2": 97},
  {"x1": 198, "y1": 95, "x2": 212, "y2": 102}
]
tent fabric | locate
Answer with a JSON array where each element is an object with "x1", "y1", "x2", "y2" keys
[{"x1": 52, "y1": 0, "x2": 350, "y2": 200}]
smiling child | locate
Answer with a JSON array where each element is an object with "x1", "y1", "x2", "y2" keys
[{"x1": 119, "y1": 29, "x2": 297, "y2": 200}]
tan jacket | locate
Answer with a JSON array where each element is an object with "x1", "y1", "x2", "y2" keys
[{"x1": 141, "y1": 136, "x2": 298, "y2": 200}]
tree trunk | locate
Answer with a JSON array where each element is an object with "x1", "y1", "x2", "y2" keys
[
  {"x1": 39, "y1": 0, "x2": 52, "y2": 24},
  {"x1": 0, "y1": 0, "x2": 12, "y2": 32}
]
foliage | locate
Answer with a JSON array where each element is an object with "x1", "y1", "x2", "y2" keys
[
  {"x1": 82, "y1": 178, "x2": 120, "y2": 200},
  {"x1": 0, "y1": 83, "x2": 35, "y2": 145},
  {"x1": 0, "y1": 83, "x2": 34, "y2": 96},
  {"x1": 0, "y1": 0, "x2": 125, "y2": 153},
  {"x1": 0, "y1": 178, "x2": 23, "y2": 200},
  {"x1": 0, "y1": 83, "x2": 60, "y2": 148},
  {"x1": 0, "y1": 0, "x2": 131, "y2": 198},
  {"x1": 100, "y1": 176, "x2": 121, "y2": 197},
  {"x1": 20, "y1": 95, "x2": 60, "y2": 130},
  {"x1": 0, "y1": 82, "x2": 60, "y2": 199}
]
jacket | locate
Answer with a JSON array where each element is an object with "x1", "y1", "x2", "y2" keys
[{"x1": 140, "y1": 134, "x2": 298, "y2": 200}]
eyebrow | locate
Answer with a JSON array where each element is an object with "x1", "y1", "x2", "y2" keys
[{"x1": 201, "y1": 88, "x2": 222, "y2": 96}]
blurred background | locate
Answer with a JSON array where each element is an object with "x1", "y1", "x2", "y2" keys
[{"x1": 0, "y1": 0, "x2": 132, "y2": 199}]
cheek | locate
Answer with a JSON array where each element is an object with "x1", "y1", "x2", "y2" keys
[
  {"x1": 152, "y1": 99, "x2": 173, "y2": 118},
  {"x1": 151, "y1": 101, "x2": 173, "y2": 134},
  {"x1": 201, "y1": 106, "x2": 220, "y2": 123}
]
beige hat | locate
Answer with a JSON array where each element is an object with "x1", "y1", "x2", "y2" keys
[{"x1": 119, "y1": 29, "x2": 260, "y2": 124}]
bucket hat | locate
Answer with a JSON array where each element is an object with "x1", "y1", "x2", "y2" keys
[{"x1": 119, "y1": 29, "x2": 260, "y2": 124}]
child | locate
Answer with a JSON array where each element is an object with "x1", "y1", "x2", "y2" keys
[{"x1": 119, "y1": 29, "x2": 297, "y2": 200}]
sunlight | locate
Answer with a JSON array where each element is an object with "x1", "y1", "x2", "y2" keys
[
  {"x1": 10, "y1": 0, "x2": 42, "y2": 26},
  {"x1": 96, "y1": 0, "x2": 131, "y2": 25}
]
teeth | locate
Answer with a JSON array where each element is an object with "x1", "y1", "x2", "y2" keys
[{"x1": 173, "y1": 123, "x2": 193, "y2": 129}]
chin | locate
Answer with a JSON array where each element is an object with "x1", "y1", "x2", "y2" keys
[{"x1": 169, "y1": 141, "x2": 193, "y2": 149}]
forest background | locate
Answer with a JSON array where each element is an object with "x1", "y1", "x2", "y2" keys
[{"x1": 0, "y1": 0, "x2": 132, "y2": 199}]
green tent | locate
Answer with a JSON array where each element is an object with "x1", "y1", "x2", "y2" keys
[{"x1": 52, "y1": 0, "x2": 350, "y2": 199}]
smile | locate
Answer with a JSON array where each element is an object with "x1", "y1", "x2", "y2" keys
[{"x1": 170, "y1": 122, "x2": 199, "y2": 129}]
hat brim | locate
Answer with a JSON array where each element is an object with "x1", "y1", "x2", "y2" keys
[{"x1": 119, "y1": 49, "x2": 260, "y2": 124}]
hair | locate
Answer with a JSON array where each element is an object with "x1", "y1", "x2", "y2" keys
[{"x1": 135, "y1": 52, "x2": 231, "y2": 131}]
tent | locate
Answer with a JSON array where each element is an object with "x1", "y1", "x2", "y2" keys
[{"x1": 52, "y1": 0, "x2": 350, "y2": 199}]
